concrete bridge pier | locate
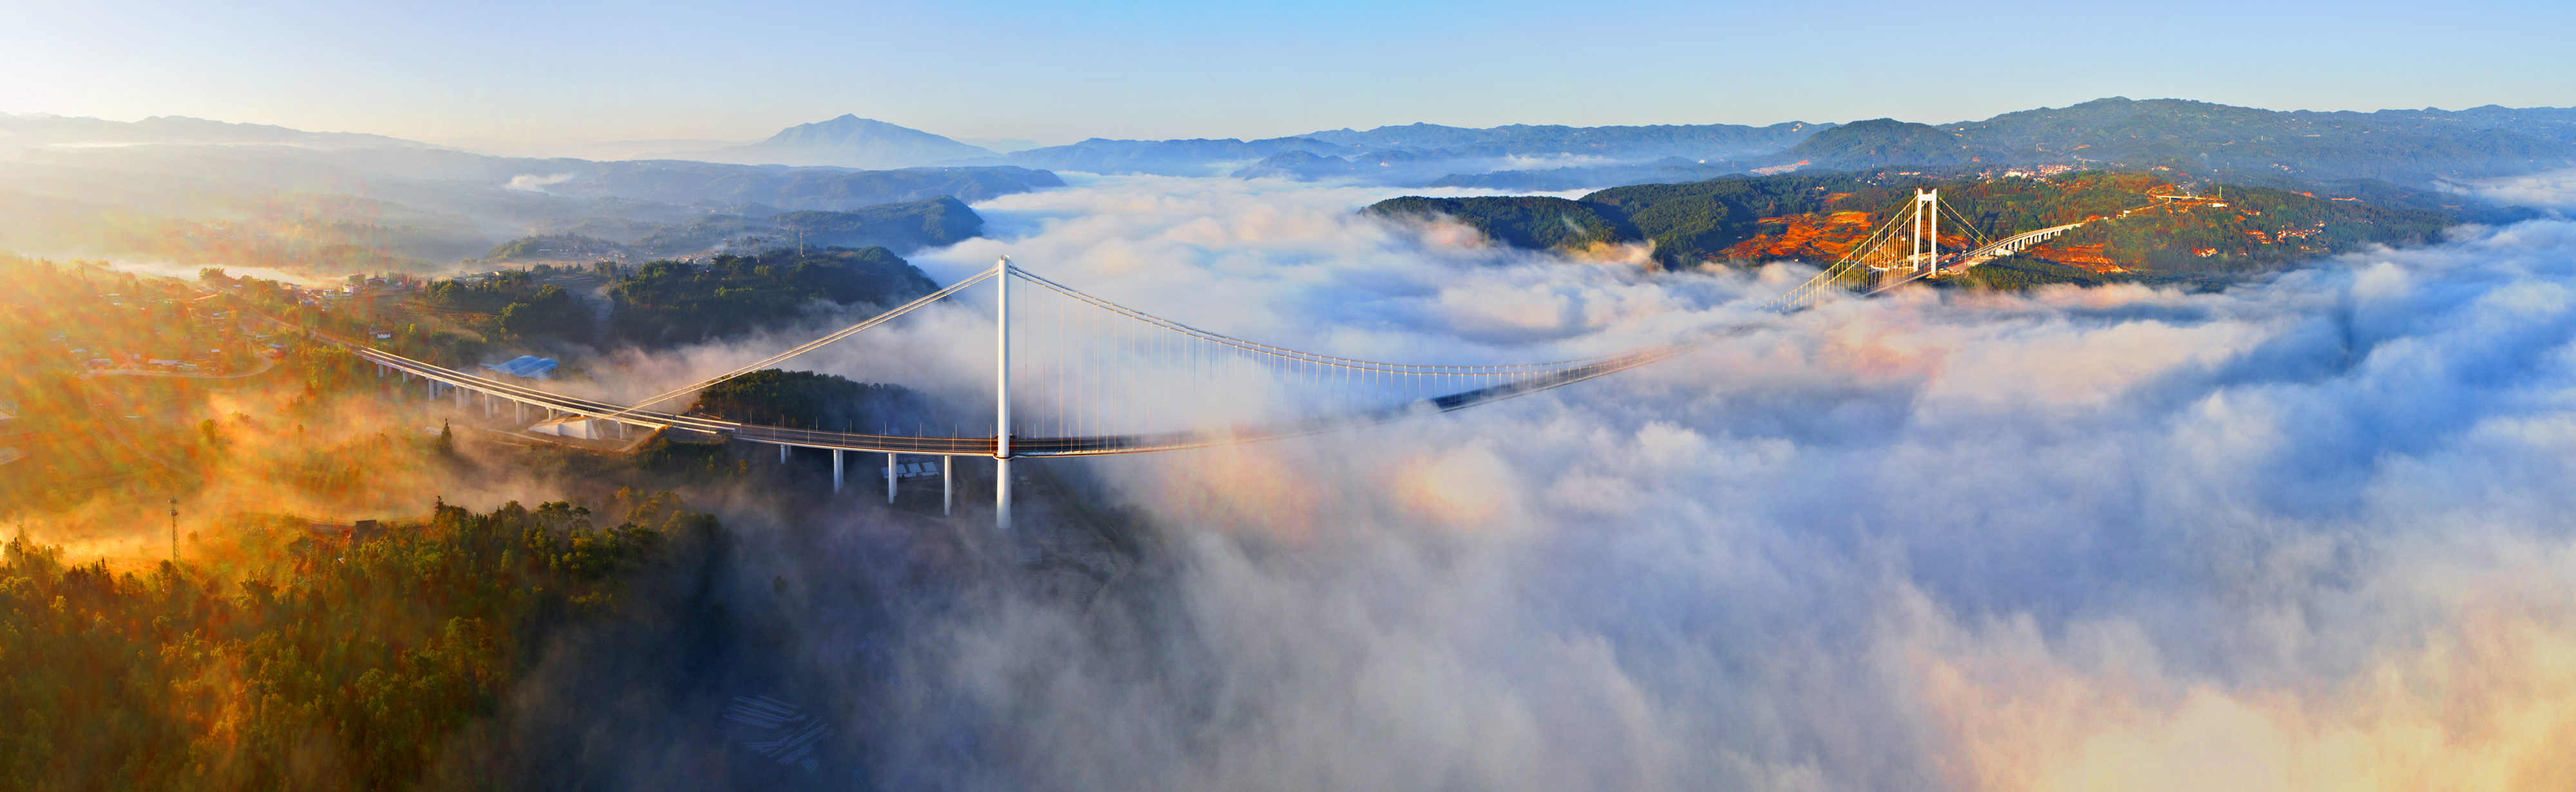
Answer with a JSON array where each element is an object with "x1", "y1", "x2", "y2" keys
[
  {"x1": 886, "y1": 452, "x2": 898, "y2": 504},
  {"x1": 942, "y1": 455, "x2": 952, "y2": 516},
  {"x1": 831, "y1": 449, "x2": 844, "y2": 493},
  {"x1": 995, "y1": 457, "x2": 1011, "y2": 529}
]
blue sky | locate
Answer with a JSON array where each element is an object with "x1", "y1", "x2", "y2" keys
[{"x1": 5, "y1": 0, "x2": 2570, "y2": 147}]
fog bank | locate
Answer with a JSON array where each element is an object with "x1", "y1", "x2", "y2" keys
[{"x1": 665, "y1": 179, "x2": 2576, "y2": 790}]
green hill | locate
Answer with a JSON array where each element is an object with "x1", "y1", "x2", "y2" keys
[
  {"x1": 770, "y1": 194, "x2": 983, "y2": 251},
  {"x1": 482, "y1": 233, "x2": 621, "y2": 261},
  {"x1": 1770, "y1": 119, "x2": 1987, "y2": 168},
  {"x1": 533, "y1": 195, "x2": 990, "y2": 258},
  {"x1": 1362, "y1": 196, "x2": 1625, "y2": 250},
  {"x1": 1940, "y1": 97, "x2": 2576, "y2": 184},
  {"x1": 1365, "y1": 168, "x2": 2454, "y2": 273},
  {"x1": 688, "y1": 369, "x2": 941, "y2": 432},
  {"x1": 608, "y1": 247, "x2": 937, "y2": 346}
]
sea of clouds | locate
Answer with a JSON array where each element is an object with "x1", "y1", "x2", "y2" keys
[{"x1": 608, "y1": 176, "x2": 2576, "y2": 791}]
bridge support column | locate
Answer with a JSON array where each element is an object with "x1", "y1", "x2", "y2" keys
[
  {"x1": 996, "y1": 458, "x2": 1011, "y2": 528},
  {"x1": 886, "y1": 452, "x2": 897, "y2": 504},
  {"x1": 994, "y1": 255, "x2": 1013, "y2": 531},
  {"x1": 779, "y1": 444, "x2": 788, "y2": 463},
  {"x1": 831, "y1": 449, "x2": 844, "y2": 494},
  {"x1": 942, "y1": 455, "x2": 952, "y2": 516},
  {"x1": 515, "y1": 401, "x2": 524, "y2": 424}
]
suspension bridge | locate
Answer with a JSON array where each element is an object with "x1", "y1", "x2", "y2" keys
[{"x1": 327, "y1": 189, "x2": 2097, "y2": 528}]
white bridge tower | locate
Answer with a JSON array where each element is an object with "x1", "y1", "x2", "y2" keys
[{"x1": 1911, "y1": 189, "x2": 1940, "y2": 275}]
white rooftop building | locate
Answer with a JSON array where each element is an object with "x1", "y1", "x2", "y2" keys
[{"x1": 480, "y1": 355, "x2": 558, "y2": 379}]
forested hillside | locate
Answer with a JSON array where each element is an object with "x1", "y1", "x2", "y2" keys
[
  {"x1": 689, "y1": 369, "x2": 943, "y2": 433},
  {"x1": 1940, "y1": 97, "x2": 2576, "y2": 184},
  {"x1": 1766, "y1": 118, "x2": 1985, "y2": 168},
  {"x1": 609, "y1": 247, "x2": 938, "y2": 346},
  {"x1": 488, "y1": 194, "x2": 987, "y2": 262},
  {"x1": 419, "y1": 267, "x2": 596, "y2": 343},
  {"x1": 1368, "y1": 168, "x2": 2452, "y2": 273},
  {"x1": 1365, "y1": 196, "x2": 1627, "y2": 250},
  {"x1": 0, "y1": 496, "x2": 726, "y2": 790}
]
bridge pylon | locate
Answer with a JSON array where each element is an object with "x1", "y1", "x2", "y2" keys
[
  {"x1": 1912, "y1": 189, "x2": 1940, "y2": 275},
  {"x1": 993, "y1": 255, "x2": 1013, "y2": 532}
]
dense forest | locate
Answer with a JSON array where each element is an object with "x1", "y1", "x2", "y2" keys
[
  {"x1": 1367, "y1": 168, "x2": 2455, "y2": 273},
  {"x1": 0, "y1": 254, "x2": 960, "y2": 789},
  {"x1": 689, "y1": 369, "x2": 941, "y2": 434},
  {"x1": 768, "y1": 195, "x2": 983, "y2": 253},
  {"x1": 1365, "y1": 196, "x2": 1627, "y2": 250},
  {"x1": 482, "y1": 233, "x2": 623, "y2": 263},
  {"x1": 417, "y1": 267, "x2": 596, "y2": 343},
  {"x1": 609, "y1": 247, "x2": 937, "y2": 346},
  {"x1": 267, "y1": 240, "x2": 944, "y2": 364},
  {"x1": 493, "y1": 195, "x2": 987, "y2": 262},
  {"x1": 1, "y1": 256, "x2": 495, "y2": 509},
  {"x1": 0, "y1": 495, "x2": 729, "y2": 790}
]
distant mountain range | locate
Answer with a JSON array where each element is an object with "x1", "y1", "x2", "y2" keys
[
  {"x1": 1296, "y1": 120, "x2": 1830, "y2": 160},
  {"x1": 6, "y1": 97, "x2": 2576, "y2": 275},
  {"x1": 1753, "y1": 98, "x2": 2576, "y2": 187},
  {"x1": 656, "y1": 115, "x2": 999, "y2": 169},
  {"x1": 0, "y1": 114, "x2": 1059, "y2": 272},
  {"x1": 992, "y1": 120, "x2": 1830, "y2": 182},
  {"x1": 974, "y1": 99, "x2": 2576, "y2": 194},
  {"x1": 0, "y1": 113, "x2": 438, "y2": 155}
]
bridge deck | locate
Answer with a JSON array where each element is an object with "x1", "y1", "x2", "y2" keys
[{"x1": 330, "y1": 325, "x2": 1708, "y2": 458}]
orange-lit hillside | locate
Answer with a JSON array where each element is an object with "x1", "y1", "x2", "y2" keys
[
  {"x1": 1720, "y1": 209, "x2": 1987, "y2": 266},
  {"x1": 1391, "y1": 168, "x2": 2452, "y2": 274},
  {"x1": 1721, "y1": 211, "x2": 1873, "y2": 261},
  {"x1": 2014, "y1": 242, "x2": 2125, "y2": 272}
]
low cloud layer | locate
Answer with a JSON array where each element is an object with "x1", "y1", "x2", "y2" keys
[
  {"x1": 629, "y1": 177, "x2": 2576, "y2": 790},
  {"x1": 2454, "y1": 167, "x2": 2576, "y2": 214},
  {"x1": 504, "y1": 173, "x2": 573, "y2": 193}
]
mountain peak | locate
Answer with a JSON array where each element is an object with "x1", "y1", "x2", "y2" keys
[
  {"x1": 1776, "y1": 118, "x2": 1980, "y2": 167},
  {"x1": 679, "y1": 116, "x2": 999, "y2": 169}
]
